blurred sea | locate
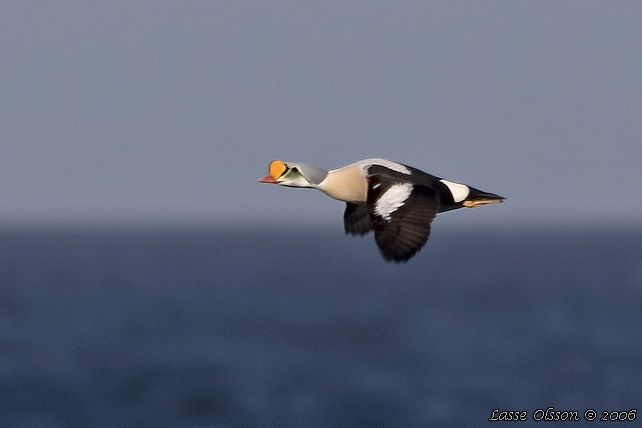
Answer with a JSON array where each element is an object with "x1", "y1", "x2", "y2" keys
[{"x1": 0, "y1": 225, "x2": 641, "y2": 427}]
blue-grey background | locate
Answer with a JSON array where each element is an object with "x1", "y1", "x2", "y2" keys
[{"x1": 1, "y1": 1, "x2": 641, "y2": 427}]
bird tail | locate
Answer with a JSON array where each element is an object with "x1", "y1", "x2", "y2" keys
[{"x1": 462, "y1": 187, "x2": 504, "y2": 208}]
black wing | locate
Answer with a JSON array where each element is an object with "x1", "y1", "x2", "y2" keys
[
  {"x1": 343, "y1": 202, "x2": 373, "y2": 235},
  {"x1": 367, "y1": 175, "x2": 439, "y2": 262}
]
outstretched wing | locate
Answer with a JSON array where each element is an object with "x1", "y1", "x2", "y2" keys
[
  {"x1": 367, "y1": 174, "x2": 439, "y2": 262},
  {"x1": 343, "y1": 202, "x2": 373, "y2": 235}
]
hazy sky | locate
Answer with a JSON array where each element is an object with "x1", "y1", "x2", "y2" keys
[{"x1": 2, "y1": 1, "x2": 641, "y2": 229}]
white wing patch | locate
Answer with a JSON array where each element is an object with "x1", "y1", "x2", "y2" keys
[
  {"x1": 440, "y1": 179, "x2": 470, "y2": 203},
  {"x1": 375, "y1": 183, "x2": 413, "y2": 221}
]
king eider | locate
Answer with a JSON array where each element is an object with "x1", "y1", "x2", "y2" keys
[{"x1": 259, "y1": 158, "x2": 504, "y2": 262}]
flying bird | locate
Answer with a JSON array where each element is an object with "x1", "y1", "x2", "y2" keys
[{"x1": 259, "y1": 158, "x2": 503, "y2": 262}]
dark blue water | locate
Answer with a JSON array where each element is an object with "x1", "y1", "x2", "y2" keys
[{"x1": 0, "y1": 226, "x2": 640, "y2": 427}]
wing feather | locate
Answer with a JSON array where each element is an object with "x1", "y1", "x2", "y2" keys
[
  {"x1": 343, "y1": 202, "x2": 373, "y2": 235},
  {"x1": 368, "y1": 180, "x2": 439, "y2": 262}
]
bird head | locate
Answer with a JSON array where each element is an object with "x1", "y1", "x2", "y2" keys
[{"x1": 258, "y1": 160, "x2": 328, "y2": 188}]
